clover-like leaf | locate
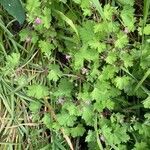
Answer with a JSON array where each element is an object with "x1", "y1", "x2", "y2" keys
[{"x1": 27, "y1": 84, "x2": 49, "y2": 99}]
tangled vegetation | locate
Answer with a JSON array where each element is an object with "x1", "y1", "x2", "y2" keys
[{"x1": 0, "y1": 0, "x2": 150, "y2": 149}]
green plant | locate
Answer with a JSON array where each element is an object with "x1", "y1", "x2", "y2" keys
[{"x1": 0, "y1": 0, "x2": 150, "y2": 149}]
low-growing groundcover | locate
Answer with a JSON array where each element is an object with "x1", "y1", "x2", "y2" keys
[{"x1": 0, "y1": 0, "x2": 150, "y2": 149}]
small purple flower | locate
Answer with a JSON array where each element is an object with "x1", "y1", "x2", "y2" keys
[
  {"x1": 26, "y1": 37, "x2": 31, "y2": 42},
  {"x1": 35, "y1": 17, "x2": 42, "y2": 25},
  {"x1": 124, "y1": 28, "x2": 129, "y2": 34},
  {"x1": 65, "y1": 55, "x2": 71, "y2": 60},
  {"x1": 100, "y1": 135, "x2": 105, "y2": 142},
  {"x1": 57, "y1": 97, "x2": 65, "y2": 104},
  {"x1": 81, "y1": 68, "x2": 88, "y2": 74},
  {"x1": 85, "y1": 100, "x2": 91, "y2": 105}
]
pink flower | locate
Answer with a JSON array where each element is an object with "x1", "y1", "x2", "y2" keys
[
  {"x1": 57, "y1": 97, "x2": 65, "y2": 104},
  {"x1": 81, "y1": 68, "x2": 88, "y2": 74},
  {"x1": 65, "y1": 55, "x2": 71, "y2": 60},
  {"x1": 26, "y1": 37, "x2": 31, "y2": 42},
  {"x1": 124, "y1": 28, "x2": 129, "y2": 34},
  {"x1": 35, "y1": 17, "x2": 42, "y2": 25}
]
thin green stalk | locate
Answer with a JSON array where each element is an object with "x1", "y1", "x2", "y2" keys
[
  {"x1": 0, "y1": 18, "x2": 13, "y2": 37},
  {"x1": 135, "y1": 69, "x2": 150, "y2": 92},
  {"x1": 141, "y1": 0, "x2": 150, "y2": 60},
  {"x1": 94, "y1": 113, "x2": 104, "y2": 150},
  {"x1": 0, "y1": 43, "x2": 7, "y2": 57},
  {"x1": 92, "y1": 0, "x2": 105, "y2": 21},
  {"x1": 121, "y1": 67, "x2": 150, "y2": 96}
]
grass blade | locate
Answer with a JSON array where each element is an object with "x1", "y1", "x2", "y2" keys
[
  {"x1": 135, "y1": 69, "x2": 150, "y2": 91},
  {"x1": 54, "y1": 10, "x2": 79, "y2": 37},
  {"x1": 143, "y1": 0, "x2": 150, "y2": 26},
  {"x1": 92, "y1": 0, "x2": 105, "y2": 20}
]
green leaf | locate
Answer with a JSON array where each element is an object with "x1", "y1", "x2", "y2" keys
[
  {"x1": 143, "y1": 24, "x2": 150, "y2": 35},
  {"x1": 143, "y1": 96, "x2": 150, "y2": 108},
  {"x1": 99, "y1": 65, "x2": 118, "y2": 81},
  {"x1": 63, "y1": 102, "x2": 79, "y2": 116},
  {"x1": 94, "y1": 21, "x2": 119, "y2": 34},
  {"x1": 134, "y1": 122, "x2": 150, "y2": 138},
  {"x1": 6, "y1": 53, "x2": 20, "y2": 69},
  {"x1": 133, "y1": 142, "x2": 149, "y2": 150},
  {"x1": 47, "y1": 64, "x2": 63, "y2": 82},
  {"x1": 82, "y1": 106, "x2": 94, "y2": 125},
  {"x1": 91, "y1": 81, "x2": 112, "y2": 109},
  {"x1": 116, "y1": 0, "x2": 134, "y2": 6},
  {"x1": 114, "y1": 76, "x2": 130, "y2": 90},
  {"x1": 27, "y1": 84, "x2": 49, "y2": 99},
  {"x1": 79, "y1": 21, "x2": 95, "y2": 43},
  {"x1": 0, "y1": 0, "x2": 25, "y2": 24},
  {"x1": 39, "y1": 40, "x2": 54, "y2": 55},
  {"x1": 115, "y1": 32, "x2": 128, "y2": 48},
  {"x1": 81, "y1": 0, "x2": 91, "y2": 16},
  {"x1": 106, "y1": 51, "x2": 118, "y2": 64},
  {"x1": 74, "y1": 45, "x2": 98, "y2": 68},
  {"x1": 89, "y1": 41, "x2": 106, "y2": 53},
  {"x1": 92, "y1": 84, "x2": 117, "y2": 111},
  {"x1": 26, "y1": 0, "x2": 41, "y2": 14},
  {"x1": 121, "y1": 6, "x2": 135, "y2": 31},
  {"x1": 120, "y1": 53, "x2": 134, "y2": 68},
  {"x1": 2, "y1": 53, "x2": 20, "y2": 75},
  {"x1": 102, "y1": 124, "x2": 129, "y2": 145},
  {"x1": 85, "y1": 130, "x2": 96, "y2": 142},
  {"x1": 41, "y1": 7, "x2": 51, "y2": 29},
  {"x1": 78, "y1": 83, "x2": 91, "y2": 101},
  {"x1": 26, "y1": 0, "x2": 41, "y2": 22},
  {"x1": 19, "y1": 29, "x2": 39, "y2": 43},
  {"x1": 42, "y1": 113, "x2": 53, "y2": 129},
  {"x1": 54, "y1": 78, "x2": 73, "y2": 97},
  {"x1": 74, "y1": 51, "x2": 84, "y2": 69},
  {"x1": 103, "y1": 4, "x2": 116, "y2": 21},
  {"x1": 82, "y1": 46, "x2": 99, "y2": 61},
  {"x1": 94, "y1": 100, "x2": 114, "y2": 111},
  {"x1": 57, "y1": 113, "x2": 77, "y2": 127},
  {"x1": 29, "y1": 101, "x2": 42, "y2": 112},
  {"x1": 70, "y1": 124, "x2": 85, "y2": 137}
]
